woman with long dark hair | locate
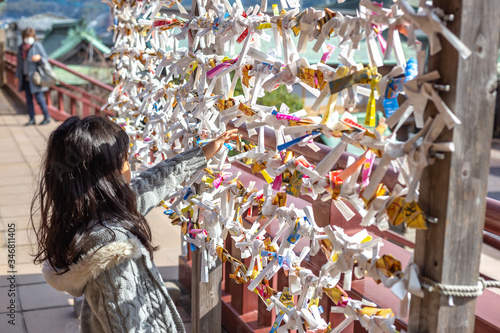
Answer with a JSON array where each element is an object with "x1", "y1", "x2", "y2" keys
[
  {"x1": 15, "y1": 28, "x2": 51, "y2": 126},
  {"x1": 31, "y1": 116, "x2": 236, "y2": 332}
]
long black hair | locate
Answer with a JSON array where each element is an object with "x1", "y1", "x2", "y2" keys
[{"x1": 31, "y1": 116, "x2": 155, "y2": 271}]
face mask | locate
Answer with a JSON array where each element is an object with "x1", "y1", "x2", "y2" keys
[{"x1": 23, "y1": 37, "x2": 34, "y2": 45}]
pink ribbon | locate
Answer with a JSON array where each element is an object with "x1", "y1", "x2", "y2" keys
[
  {"x1": 188, "y1": 229, "x2": 208, "y2": 238},
  {"x1": 320, "y1": 44, "x2": 335, "y2": 63},
  {"x1": 275, "y1": 113, "x2": 302, "y2": 121},
  {"x1": 272, "y1": 174, "x2": 282, "y2": 191},
  {"x1": 213, "y1": 174, "x2": 225, "y2": 189},
  {"x1": 206, "y1": 58, "x2": 238, "y2": 79},
  {"x1": 371, "y1": 2, "x2": 387, "y2": 54},
  {"x1": 361, "y1": 152, "x2": 375, "y2": 187}
]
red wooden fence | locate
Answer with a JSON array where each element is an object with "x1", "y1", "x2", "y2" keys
[
  {"x1": 3, "y1": 49, "x2": 114, "y2": 120},
  {"x1": 178, "y1": 125, "x2": 500, "y2": 332}
]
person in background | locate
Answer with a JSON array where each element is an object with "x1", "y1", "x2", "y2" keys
[{"x1": 15, "y1": 28, "x2": 51, "y2": 126}]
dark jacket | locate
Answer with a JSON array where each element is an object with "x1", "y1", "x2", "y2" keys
[{"x1": 15, "y1": 41, "x2": 49, "y2": 94}]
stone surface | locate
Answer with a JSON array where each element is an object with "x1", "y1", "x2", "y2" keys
[
  {"x1": 18, "y1": 283, "x2": 73, "y2": 311},
  {"x1": 164, "y1": 281, "x2": 181, "y2": 305},
  {"x1": 0, "y1": 310, "x2": 26, "y2": 333},
  {"x1": 23, "y1": 306, "x2": 79, "y2": 333},
  {"x1": 0, "y1": 285, "x2": 21, "y2": 314},
  {"x1": 14, "y1": 263, "x2": 45, "y2": 286}
]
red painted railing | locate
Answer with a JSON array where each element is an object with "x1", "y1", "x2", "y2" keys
[
  {"x1": 178, "y1": 124, "x2": 500, "y2": 332},
  {"x1": 3, "y1": 49, "x2": 499, "y2": 333},
  {"x1": 3, "y1": 49, "x2": 114, "y2": 120},
  {"x1": 232, "y1": 124, "x2": 500, "y2": 252}
]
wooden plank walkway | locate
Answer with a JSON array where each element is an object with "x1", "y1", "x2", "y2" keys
[{"x1": 0, "y1": 88, "x2": 192, "y2": 332}]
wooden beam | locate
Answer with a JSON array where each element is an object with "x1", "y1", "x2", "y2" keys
[
  {"x1": 188, "y1": 1, "x2": 224, "y2": 332},
  {"x1": 408, "y1": 0, "x2": 500, "y2": 332},
  {"x1": 191, "y1": 250, "x2": 223, "y2": 333}
]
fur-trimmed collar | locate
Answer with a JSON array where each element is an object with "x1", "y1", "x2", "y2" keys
[{"x1": 43, "y1": 237, "x2": 142, "y2": 297}]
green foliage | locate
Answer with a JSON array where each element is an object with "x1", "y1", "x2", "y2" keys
[
  {"x1": 233, "y1": 77, "x2": 304, "y2": 113},
  {"x1": 257, "y1": 85, "x2": 304, "y2": 113}
]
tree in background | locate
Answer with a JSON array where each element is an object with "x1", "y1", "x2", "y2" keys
[{"x1": 233, "y1": 78, "x2": 304, "y2": 113}]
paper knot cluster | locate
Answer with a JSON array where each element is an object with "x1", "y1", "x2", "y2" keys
[{"x1": 103, "y1": 0, "x2": 470, "y2": 331}]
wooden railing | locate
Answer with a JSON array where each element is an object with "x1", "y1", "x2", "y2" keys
[
  {"x1": 3, "y1": 49, "x2": 114, "y2": 120},
  {"x1": 233, "y1": 124, "x2": 500, "y2": 253},
  {"x1": 2, "y1": 48, "x2": 499, "y2": 333},
  {"x1": 179, "y1": 124, "x2": 500, "y2": 333}
]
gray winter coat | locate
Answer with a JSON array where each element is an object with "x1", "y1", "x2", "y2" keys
[
  {"x1": 43, "y1": 146, "x2": 208, "y2": 333},
  {"x1": 15, "y1": 41, "x2": 49, "y2": 94}
]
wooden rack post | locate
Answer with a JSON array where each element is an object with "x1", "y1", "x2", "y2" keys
[
  {"x1": 190, "y1": 1, "x2": 224, "y2": 332},
  {"x1": 408, "y1": 0, "x2": 500, "y2": 332},
  {"x1": 191, "y1": 249, "x2": 223, "y2": 333}
]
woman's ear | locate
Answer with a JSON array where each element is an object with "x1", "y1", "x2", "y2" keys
[{"x1": 121, "y1": 159, "x2": 131, "y2": 184}]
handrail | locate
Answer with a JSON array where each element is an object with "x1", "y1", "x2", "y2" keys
[
  {"x1": 180, "y1": 160, "x2": 500, "y2": 332},
  {"x1": 50, "y1": 85, "x2": 103, "y2": 111},
  {"x1": 221, "y1": 121, "x2": 500, "y2": 332},
  {"x1": 56, "y1": 80, "x2": 108, "y2": 105},
  {"x1": 5, "y1": 49, "x2": 114, "y2": 92},
  {"x1": 228, "y1": 121, "x2": 500, "y2": 249},
  {"x1": 484, "y1": 231, "x2": 500, "y2": 250},
  {"x1": 49, "y1": 57, "x2": 114, "y2": 92},
  {"x1": 486, "y1": 198, "x2": 500, "y2": 236},
  {"x1": 3, "y1": 49, "x2": 114, "y2": 119}
]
